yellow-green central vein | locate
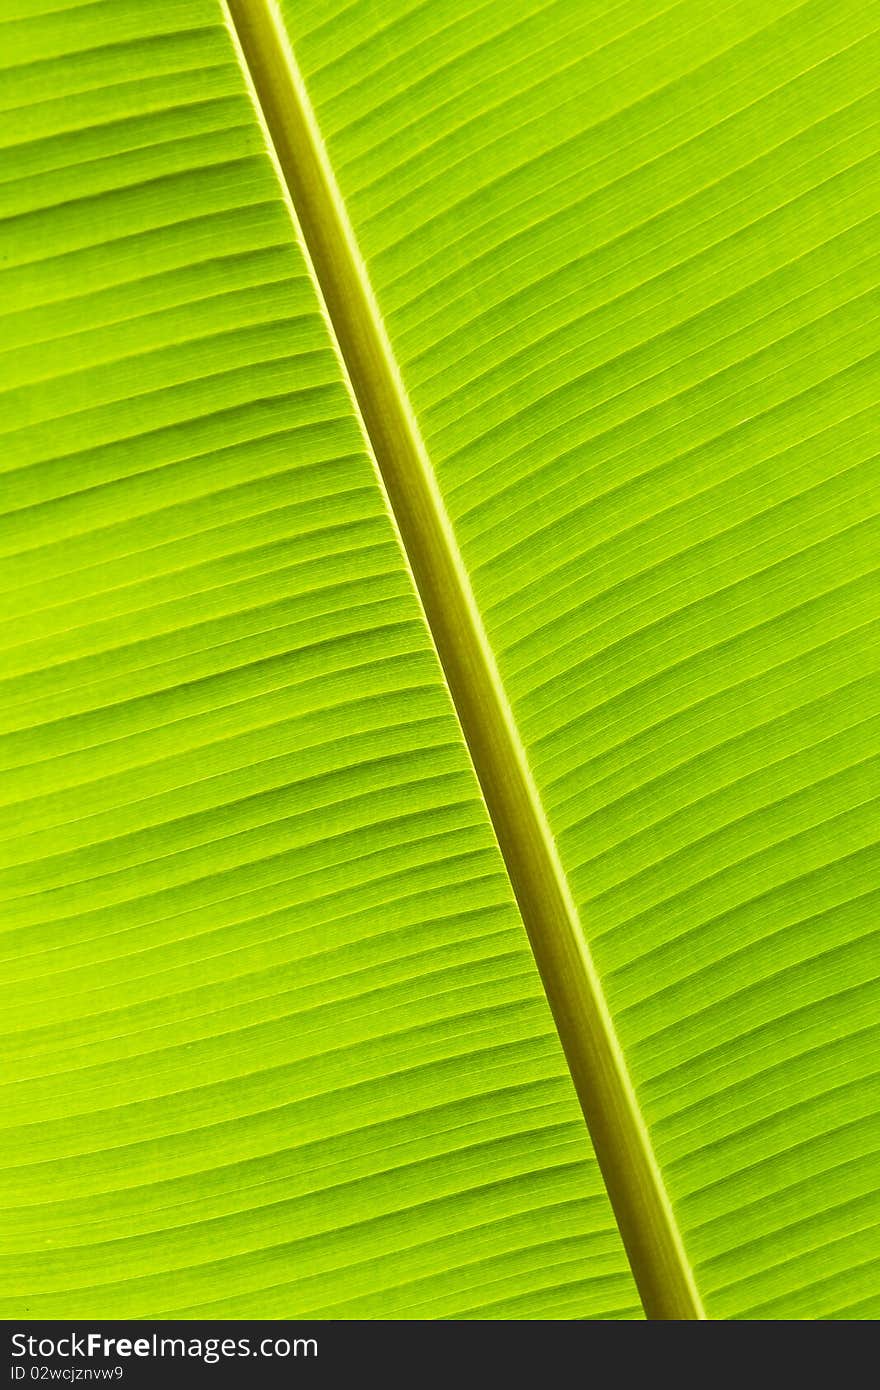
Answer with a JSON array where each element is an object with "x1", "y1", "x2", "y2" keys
[{"x1": 223, "y1": 0, "x2": 705, "y2": 1321}]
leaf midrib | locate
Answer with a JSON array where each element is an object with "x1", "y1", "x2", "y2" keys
[{"x1": 222, "y1": 0, "x2": 704, "y2": 1321}]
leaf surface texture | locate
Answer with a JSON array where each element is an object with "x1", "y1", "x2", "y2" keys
[
  {"x1": 0, "y1": 0, "x2": 637, "y2": 1321},
  {"x1": 2, "y1": 0, "x2": 879, "y2": 1321}
]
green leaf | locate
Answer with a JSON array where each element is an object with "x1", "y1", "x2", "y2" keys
[
  {"x1": 2, "y1": 0, "x2": 878, "y2": 1320},
  {"x1": 0, "y1": 0, "x2": 636, "y2": 1323}
]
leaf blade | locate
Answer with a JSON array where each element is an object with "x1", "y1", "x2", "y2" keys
[
  {"x1": 0, "y1": 0, "x2": 638, "y2": 1320},
  {"x1": 273, "y1": 0, "x2": 880, "y2": 1319}
]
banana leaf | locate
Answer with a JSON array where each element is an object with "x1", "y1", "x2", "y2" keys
[{"x1": 1, "y1": 0, "x2": 878, "y2": 1320}]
